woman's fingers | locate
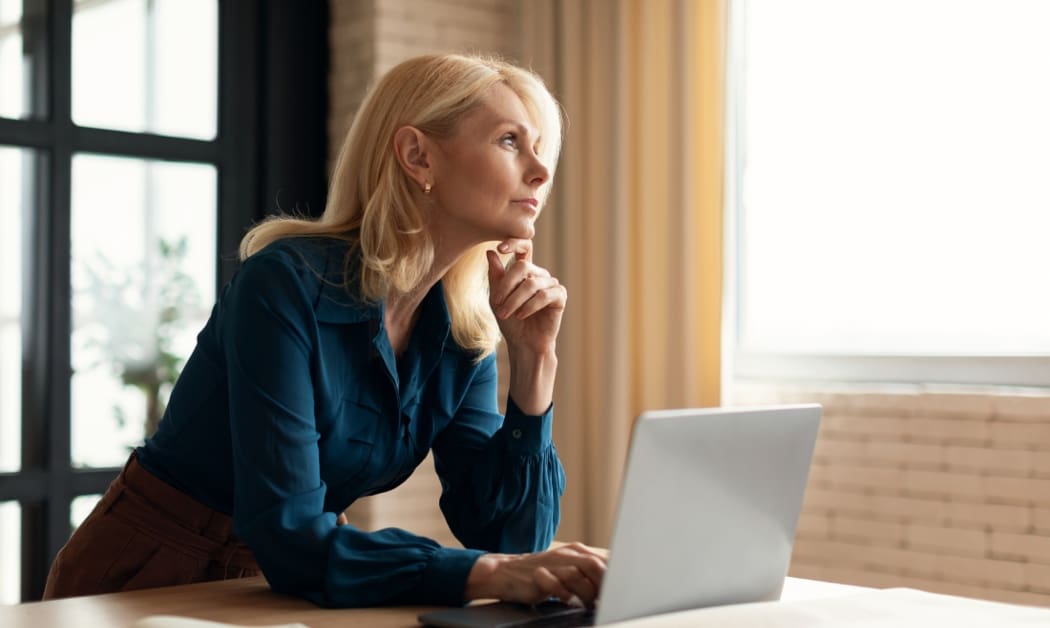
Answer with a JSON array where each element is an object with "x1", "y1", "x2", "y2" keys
[
  {"x1": 497, "y1": 238, "x2": 534, "y2": 262},
  {"x1": 534, "y1": 545, "x2": 607, "y2": 605},
  {"x1": 489, "y1": 258, "x2": 556, "y2": 315},
  {"x1": 553, "y1": 545, "x2": 606, "y2": 593},
  {"x1": 493, "y1": 275, "x2": 562, "y2": 320},
  {"x1": 481, "y1": 545, "x2": 608, "y2": 607},
  {"x1": 532, "y1": 565, "x2": 599, "y2": 607},
  {"x1": 531, "y1": 567, "x2": 575, "y2": 604},
  {"x1": 514, "y1": 285, "x2": 567, "y2": 320},
  {"x1": 560, "y1": 541, "x2": 609, "y2": 562},
  {"x1": 562, "y1": 541, "x2": 607, "y2": 556},
  {"x1": 549, "y1": 565, "x2": 599, "y2": 605}
]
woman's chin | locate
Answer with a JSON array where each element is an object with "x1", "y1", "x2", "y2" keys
[
  {"x1": 510, "y1": 219, "x2": 537, "y2": 240},
  {"x1": 516, "y1": 224, "x2": 536, "y2": 240},
  {"x1": 490, "y1": 225, "x2": 535, "y2": 243}
]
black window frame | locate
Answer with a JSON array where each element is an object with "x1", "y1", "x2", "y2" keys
[{"x1": 0, "y1": 0, "x2": 328, "y2": 601}]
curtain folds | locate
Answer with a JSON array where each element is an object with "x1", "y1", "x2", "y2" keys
[{"x1": 518, "y1": 0, "x2": 726, "y2": 545}]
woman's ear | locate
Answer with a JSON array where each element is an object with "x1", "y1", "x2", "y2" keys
[{"x1": 393, "y1": 126, "x2": 432, "y2": 190}]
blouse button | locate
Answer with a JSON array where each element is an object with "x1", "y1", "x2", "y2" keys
[{"x1": 511, "y1": 428, "x2": 523, "y2": 439}]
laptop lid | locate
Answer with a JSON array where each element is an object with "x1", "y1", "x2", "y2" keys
[
  {"x1": 418, "y1": 404, "x2": 821, "y2": 627},
  {"x1": 595, "y1": 403, "x2": 821, "y2": 625}
]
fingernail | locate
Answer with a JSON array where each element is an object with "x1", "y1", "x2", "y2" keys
[{"x1": 498, "y1": 243, "x2": 510, "y2": 253}]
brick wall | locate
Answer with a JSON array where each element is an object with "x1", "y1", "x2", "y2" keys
[
  {"x1": 328, "y1": 0, "x2": 518, "y2": 546},
  {"x1": 328, "y1": 0, "x2": 519, "y2": 170},
  {"x1": 733, "y1": 382, "x2": 1050, "y2": 607},
  {"x1": 328, "y1": 0, "x2": 376, "y2": 172},
  {"x1": 374, "y1": 0, "x2": 517, "y2": 76}
]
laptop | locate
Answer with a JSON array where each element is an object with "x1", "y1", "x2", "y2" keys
[{"x1": 419, "y1": 404, "x2": 822, "y2": 627}]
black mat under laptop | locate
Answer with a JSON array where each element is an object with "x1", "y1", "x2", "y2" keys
[{"x1": 419, "y1": 600, "x2": 595, "y2": 627}]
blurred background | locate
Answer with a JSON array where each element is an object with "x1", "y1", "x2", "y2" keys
[{"x1": 1, "y1": 0, "x2": 1048, "y2": 608}]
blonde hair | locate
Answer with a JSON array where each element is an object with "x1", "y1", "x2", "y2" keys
[{"x1": 239, "y1": 54, "x2": 564, "y2": 358}]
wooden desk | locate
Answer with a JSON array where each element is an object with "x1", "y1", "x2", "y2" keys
[
  {"x1": 3, "y1": 577, "x2": 427, "y2": 627},
  {"x1": 1, "y1": 576, "x2": 868, "y2": 628}
]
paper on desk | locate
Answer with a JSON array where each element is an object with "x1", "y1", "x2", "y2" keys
[
  {"x1": 133, "y1": 616, "x2": 308, "y2": 628},
  {"x1": 606, "y1": 588, "x2": 1050, "y2": 627}
]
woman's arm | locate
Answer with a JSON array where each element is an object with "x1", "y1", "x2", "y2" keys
[
  {"x1": 431, "y1": 354, "x2": 563, "y2": 552},
  {"x1": 221, "y1": 248, "x2": 484, "y2": 607},
  {"x1": 431, "y1": 355, "x2": 607, "y2": 606},
  {"x1": 434, "y1": 240, "x2": 607, "y2": 606}
]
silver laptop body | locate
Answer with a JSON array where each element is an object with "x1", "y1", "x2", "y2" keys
[{"x1": 595, "y1": 404, "x2": 821, "y2": 625}]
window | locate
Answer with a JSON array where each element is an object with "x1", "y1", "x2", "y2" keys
[
  {"x1": 0, "y1": 0, "x2": 328, "y2": 603},
  {"x1": 0, "y1": 146, "x2": 29, "y2": 476},
  {"x1": 72, "y1": 0, "x2": 218, "y2": 139},
  {"x1": 70, "y1": 154, "x2": 216, "y2": 467},
  {"x1": 0, "y1": 1, "x2": 29, "y2": 119},
  {"x1": 0, "y1": 501, "x2": 18, "y2": 605},
  {"x1": 727, "y1": 0, "x2": 1050, "y2": 386}
]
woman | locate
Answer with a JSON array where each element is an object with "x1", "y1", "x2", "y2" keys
[{"x1": 43, "y1": 53, "x2": 606, "y2": 607}]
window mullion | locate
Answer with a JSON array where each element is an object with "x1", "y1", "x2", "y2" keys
[
  {"x1": 216, "y1": 0, "x2": 261, "y2": 290},
  {"x1": 19, "y1": 0, "x2": 75, "y2": 603}
]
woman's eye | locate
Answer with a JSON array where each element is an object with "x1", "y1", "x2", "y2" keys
[{"x1": 500, "y1": 134, "x2": 518, "y2": 148}]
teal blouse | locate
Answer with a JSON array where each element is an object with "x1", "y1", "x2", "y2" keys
[{"x1": 136, "y1": 236, "x2": 565, "y2": 607}]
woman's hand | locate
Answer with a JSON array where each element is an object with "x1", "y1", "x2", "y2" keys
[
  {"x1": 464, "y1": 543, "x2": 608, "y2": 608},
  {"x1": 486, "y1": 239, "x2": 566, "y2": 358},
  {"x1": 487, "y1": 238, "x2": 566, "y2": 414}
]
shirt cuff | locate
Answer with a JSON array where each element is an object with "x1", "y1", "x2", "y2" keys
[
  {"x1": 502, "y1": 398, "x2": 554, "y2": 455},
  {"x1": 419, "y1": 547, "x2": 486, "y2": 605}
]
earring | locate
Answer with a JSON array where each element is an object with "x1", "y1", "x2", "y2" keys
[{"x1": 423, "y1": 181, "x2": 432, "y2": 195}]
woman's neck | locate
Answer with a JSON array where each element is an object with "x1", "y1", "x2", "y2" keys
[{"x1": 382, "y1": 239, "x2": 468, "y2": 355}]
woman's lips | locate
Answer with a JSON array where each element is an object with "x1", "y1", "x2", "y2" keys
[{"x1": 513, "y1": 198, "x2": 539, "y2": 212}]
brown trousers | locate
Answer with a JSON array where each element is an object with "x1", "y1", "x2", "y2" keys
[{"x1": 43, "y1": 454, "x2": 261, "y2": 599}]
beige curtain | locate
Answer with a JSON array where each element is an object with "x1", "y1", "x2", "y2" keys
[{"x1": 518, "y1": 0, "x2": 727, "y2": 545}]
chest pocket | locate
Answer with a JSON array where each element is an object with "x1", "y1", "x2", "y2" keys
[{"x1": 320, "y1": 394, "x2": 383, "y2": 492}]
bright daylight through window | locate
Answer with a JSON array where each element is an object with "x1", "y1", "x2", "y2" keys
[
  {"x1": 1, "y1": 0, "x2": 220, "y2": 602},
  {"x1": 732, "y1": 0, "x2": 1050, "y2": 382}
]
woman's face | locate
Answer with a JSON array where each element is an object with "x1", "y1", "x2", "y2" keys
[{"x1": 427, "y1": 84, "x2": 551, "y2": 248}]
